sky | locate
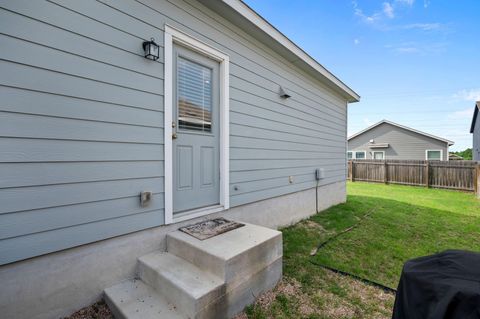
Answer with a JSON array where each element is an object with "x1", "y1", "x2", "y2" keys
[{"x1": 243, "y1": 0, "x2": 480, "y2": 151}]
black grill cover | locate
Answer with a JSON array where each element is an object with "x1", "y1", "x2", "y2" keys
[{"x1": 392, "y1": 250, "x2": 480, "y2": 319}]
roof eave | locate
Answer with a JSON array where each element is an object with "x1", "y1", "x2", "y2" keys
[{"x1": 198, "y1": 0, "x2": 360, "y2": 103}]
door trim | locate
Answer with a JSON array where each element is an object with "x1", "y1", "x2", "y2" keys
[{"x1": 164, "y1": 25, "x2": 230, "y2": 224}]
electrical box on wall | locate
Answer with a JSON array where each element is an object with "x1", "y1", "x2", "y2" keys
[
  {"x1": 315, "y1": 168, "x2": 324, "y2": 181},
  {"x1": 140, "y1": 191, "x2": 153, "y2": 207}
]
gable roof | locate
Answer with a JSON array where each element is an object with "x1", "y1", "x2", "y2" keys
[
  {"x1": 470, "y1": 101, "x2": 480, "y2": 133},
  {"x1": 198, "y1": 0, "x2": 360, "y2": 103},
  {"x1": 348, "y1": 119, "x2": 454, "y2": 145}
]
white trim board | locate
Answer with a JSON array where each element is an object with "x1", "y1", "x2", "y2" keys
[{"x1": 164, "y1": 25, "x2": 230, "y2": 224}]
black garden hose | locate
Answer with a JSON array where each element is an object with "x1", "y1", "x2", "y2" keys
[{"x1": 309, "y1": 208, "x2": 397, "y2": 293}]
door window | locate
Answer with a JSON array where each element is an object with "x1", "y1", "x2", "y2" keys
[{"x1": 177, "y1": 57, "x2": 213, "y2": 132}]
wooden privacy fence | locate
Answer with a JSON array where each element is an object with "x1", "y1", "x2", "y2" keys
[{"x1": 348, "y1": 159, "x2": 480, "y2": 195}]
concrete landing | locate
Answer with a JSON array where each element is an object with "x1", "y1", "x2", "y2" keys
[
  {"x1": 167, "y1": 222, "x2": 282, "y2": 284},
  {"x1": 104, "y1": 221, "x2": 282, "y2": 319}
]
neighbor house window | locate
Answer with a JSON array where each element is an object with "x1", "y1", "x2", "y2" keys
[
  {"x1": 347, "y1": 151, "x2": 353, "y2": 160},
  {"x1": 373, "y1": 151, "x2": 385, "y2": 160},
  {"x1": 426, "y1": 150, "x2": 442, "y2": 161},
  {"x1": 355, "y1": 151, "x2": 366, "y2": 159}
]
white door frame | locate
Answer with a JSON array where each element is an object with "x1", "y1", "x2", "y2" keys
[{"x1": 164, "y1": 25, "x2": 230, "y2": 224}]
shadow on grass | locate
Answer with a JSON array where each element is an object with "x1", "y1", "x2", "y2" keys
[
  {"x1": 242, "y1": 189, "x2": 480, "y2": 318},
  {"x1": 283, "y1": 194, "x2": 480, "y2": 289}
]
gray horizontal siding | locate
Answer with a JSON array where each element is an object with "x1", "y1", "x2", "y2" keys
[
  {"x1": 0, "y1": 60, "x2": 162, "y2": 108},
  {"x1": 0, "y1": 0, "x2": 166, "y2": 265},
  {"x1": 0, "y1": 195, "x2": 165, "y2": 240},
  {"x1": 0, "y1": 209, "x2": 164, "y2": 265},
  {"x1": 0, "y1": 162, "x2": 163, "y2": 188},
  {"x1": 0, "y1": 86, "x2": 164, "y2": 126},
  {"x1": 230, "y1": 167, "x2": 346, "y2": 186},
  {"x1": 0, "y1": 138, "x2": 164, "y2": 162},
  {"x1": 0, "y1": 34, "x2": 162, "y2": 94},
  {"x1": 0, "y1": 7, "x2": 163, "y2": 78},
  {"x1": 0, "y1": 177, "x2": 164, "y2": 214},
  {"x1": 0, "y1": 112, "x2": 163, "y2": 143},
  {"x1": 348, "y1": 123, "x2": 449, "y2": 160},
  {"x1": 0, "y1": 0, "x2": 348, "y2": 264},
  {"x1": 230, "y1": 175, "x2": 343, "y2": 207}
]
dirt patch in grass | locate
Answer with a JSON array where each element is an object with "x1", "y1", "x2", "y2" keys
[
  {"x1": 258, "y1": 279, "x2": 316, "y2": 316},
  {"x1": 314, "y1": 268, "x2": 395, "y2": 318},
  {"x1": 237, "y1": 269, "x2": 395, "y2": 319},
  {"x1": 302, "y1": 220, "x2": 328, "y2": 232},
  {"x1": 63, "y1": 300, "x2": 112, "y2": 319},
  {"x1": 235, "y1": 278, "x2": 318, "y2": 319}
]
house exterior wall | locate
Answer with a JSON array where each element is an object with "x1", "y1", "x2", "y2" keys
[
  {"x1": 0, "y1": 181, "x2": 346, "y2": 319},
  {"x1": 0, "y1": 0, "x2": 349, "y2": 265},
  {"x1": 473, "y1": 112, "x2": 480, "y2": 161},
  {"x1": 348, "y1": 122, "x2": 449, "y2": 161}
]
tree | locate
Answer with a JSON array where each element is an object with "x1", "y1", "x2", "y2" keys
[{"x1": 452, "y1": 148, "x2": 473, "y2": 160}]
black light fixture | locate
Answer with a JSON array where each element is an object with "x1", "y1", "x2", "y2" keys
[
  {"x1": 142, "y1": 37, "x2": 160, "y2": 61},
  {"x1": 279, "y1": 86, "x2": 291, "y2": 99}
]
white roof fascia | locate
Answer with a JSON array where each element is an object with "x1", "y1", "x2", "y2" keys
[{"x1": 218, "y1": 0, "x2": 360, "y2": 103}]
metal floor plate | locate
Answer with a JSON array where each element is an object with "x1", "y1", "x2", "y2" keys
[{"x1": 179, "y1": 218, "x2": 245, "y2": 240}]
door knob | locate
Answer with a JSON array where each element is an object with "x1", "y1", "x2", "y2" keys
[{"x1": 172, "y1": 133, "x2": 177, "y2": 139}]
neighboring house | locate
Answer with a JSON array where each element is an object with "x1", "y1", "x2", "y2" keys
[
  {"x1": 348, "y1": 120, "x2": 453, "y2": 161},
  {"x1": 0, "y1": 1, "x2": 359, "y2": 318},
  {"x1": 449, "y1": 153, "x2": 464, "y2": 161},
  {"x1": 470, "y1": 101, "x2": 480, "y2": 161}
]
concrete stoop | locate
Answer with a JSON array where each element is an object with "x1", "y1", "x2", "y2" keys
[{"x1": 104, "y1": 223, "x2": 282, "y2": 319}]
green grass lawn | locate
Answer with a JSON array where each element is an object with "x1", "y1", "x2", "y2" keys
[{"x1": 243, "y1": 182, "x2": 480, "y2": 319}]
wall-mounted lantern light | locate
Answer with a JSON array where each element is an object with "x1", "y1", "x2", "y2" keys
[
  {"x1": 279, "y1": 86, "x2": 291, "y2": 99},
  {"x1": 142, "y1": 37, "x2": 160, "y2": 61}
]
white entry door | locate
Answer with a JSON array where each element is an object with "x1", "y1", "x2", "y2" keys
[{"x1": 172, "y1": 45, "x2": 220, "y2": 214}]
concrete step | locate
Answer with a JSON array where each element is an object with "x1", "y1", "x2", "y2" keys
[
  {"x1": 104, "y1": 222, "x2": 283, "y2": 319},
  {"x1": 104, "y1": 279, "x2": 185, "y2": 319},
  {"x1": 138, "y1": 251, "x2": 225, "y2": 319},
  {"x1": 166, "y1": 222, "x2": 282, "y2": 286}
]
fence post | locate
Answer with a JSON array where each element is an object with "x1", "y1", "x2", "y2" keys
[
  {"x1": 351, "y1": 160, "x2": 355, "y2": 182},
  {"x1": 348, "y1": 160, "x2": 352, "y2": 181},
  {"x1": 384, "y1": 160, "x2": 388, "y2": 184},
  {"x1": 425, "y1": 161, "x2": 430, "y2": 188},
  {"x1": 475, "y1": 164, "x2": 480, "y2": 198}
]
